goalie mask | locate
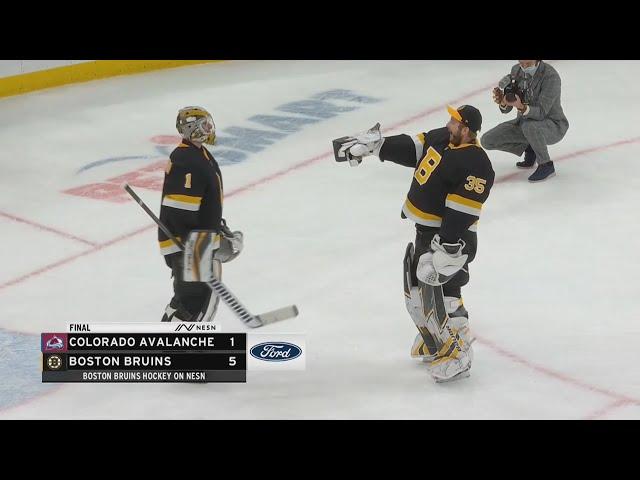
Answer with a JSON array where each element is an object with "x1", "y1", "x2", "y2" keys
[{"x1": 176, "y1": 106, "x2": 216, "y2": 145}]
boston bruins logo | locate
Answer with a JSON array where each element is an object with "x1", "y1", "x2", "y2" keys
[{"x1": 47, "y1": 355, "x2": 62, "y2": 370}]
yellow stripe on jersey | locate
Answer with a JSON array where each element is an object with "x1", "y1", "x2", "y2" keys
[
  {"x1": 446, "y1": 194, "x2": 483, "y2": 210},
  {"x1": 404, "y1": 199, "x2": 442, "y2": 222},
  {"x1": 403, "y1": 198, "x2": 479, "y2": 231},
  {"x1": 165, "y1": 194, "x2": 202, "y2": 204},
  {"x1": 445, "y1": 194, "x2": 483, "y2": 216},
  {"x1": 416, "y1": 133, "x2": 426, "y2": 145},
  {"x1": 162, "y1": 194, "x2": 203, "y2": 212},
  {"x1": 159, "y1": 237, "x2": 182, "y2": 256},
  {"x1": 159, "y1": 238, "x2": 180, "y2": 248}
]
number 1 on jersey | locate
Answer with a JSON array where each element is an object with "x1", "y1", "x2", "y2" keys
[
  {"x1": 185, "y1": 173, "x2": 192, "y2": 189},
  {"x1": 414, "y1": 146, "x2": 442, "y2": 185}
]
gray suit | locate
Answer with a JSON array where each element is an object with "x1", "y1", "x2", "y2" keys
[{"x1": 481, "y1": 61, "x2": 569, "y2": 164}]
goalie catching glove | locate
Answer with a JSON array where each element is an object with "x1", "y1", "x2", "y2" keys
[
  {"x1": 416, "y1": 234, "x2": 468, "y2": 286},
  {"x1": 332, "y1": 123, "x2": 384, "y2": 166},
  {"x1": 217, "y1": 218, "x2": 243, "y2": 263},
  {"x1": 183, "y1": 223, "x2": 243, "y2": 283}
]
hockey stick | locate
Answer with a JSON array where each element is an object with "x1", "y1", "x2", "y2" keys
[{"x1": 123, "y1": 183, "x2": 298, "y2": 327}]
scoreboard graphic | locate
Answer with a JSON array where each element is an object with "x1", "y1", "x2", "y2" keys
[{"x1": 41, "y1": 324, "x2": 305, "y2": 383}]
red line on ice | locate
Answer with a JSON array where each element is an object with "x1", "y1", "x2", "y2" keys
[
  {"x1": 0, "y1": 210, "x2": 97, "y2": 247},
  {"x1": 474, "y1": 334, "x2": 640, "y2": 411},
  {"x1": 495, "y1": 137, "x2": 640, "y2": 184},
  {"x1": 581, "y1": 399, "x2": 636, "y2": 420}
]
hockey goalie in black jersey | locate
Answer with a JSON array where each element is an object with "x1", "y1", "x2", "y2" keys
[
  {"x1": 159, "y1": 106, "x2": 243, "y2": 323},
  {"x1": 333, "y1": 105, "x2": 495, "y2": 382}
]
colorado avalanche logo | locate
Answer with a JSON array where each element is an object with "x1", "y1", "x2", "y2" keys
[{"x1": 45, "y1": 335, "x2": 64, "y2": 350}]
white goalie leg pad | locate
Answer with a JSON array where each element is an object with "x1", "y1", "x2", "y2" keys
[
  {"x1": 444, "y1": 296, "x2": 473, "y2": 345},
  {"x1": 413, "y1": 297, "x2": 470, "y2": 363},
  {"x1": 444, "y1": 296, "x2": 464, "y2": 314},
  {"x1": 428, "y1": 337, "x2": 473, "y2": 383},
  {"x1": 183, "y1": 230, "x2": 221, "y2": 282},
  {"x1": 194, "y1": 260, "x2": 222, "y2": 322},
  {"x1": 427, "y1": 309, "x2": 474, "y2": 382},
  {"x1": 404, "y1": 243, "x2": 440, "y2": 361},
  {"x1": 406, "y1": 284, "x2": 460, "y2": 362},
  {"x1": 406, "y1": 290, "x2": 438, "y2": 362},
  {"x1": 410, "y1": 333, "x2": 424, "y2": 358},
  {"x1": 412, "y1": 295, "x2": 474, "y2": 382}
]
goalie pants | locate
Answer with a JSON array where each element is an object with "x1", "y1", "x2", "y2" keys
[{"x1": 411, "y1": 226, "x2": 477, "y2": 298}]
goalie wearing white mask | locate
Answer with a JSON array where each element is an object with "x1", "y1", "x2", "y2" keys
[
  {"x1": 158, "y1": 106, "x2": 244, "y2": 323},
  {"x1": 333, "y1": 105, "x2": 495, "y2": 382}
]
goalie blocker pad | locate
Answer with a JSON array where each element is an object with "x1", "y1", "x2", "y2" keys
[
  {"x1": 332, "y1": 123, "x2": 382, "y2": 167},
  {"x1": 332, "y1": 135, "x2": 361, "y2": 166},
  {"x1": 183, "y1": 230, "x2": 221, "y2": 282}
]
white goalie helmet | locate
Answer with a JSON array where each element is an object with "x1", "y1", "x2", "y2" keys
[{"x1": 176, "y1": 106, "x2": 216, "y2": 145}]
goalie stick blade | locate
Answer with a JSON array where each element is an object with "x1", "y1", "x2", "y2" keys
[{"x1": 254, "y1": 305, "x2": 299, "y2": 327}]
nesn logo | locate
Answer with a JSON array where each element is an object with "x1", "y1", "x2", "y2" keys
[{"x1": 46, "y1": 336, "x2": 64, "y2": 350}]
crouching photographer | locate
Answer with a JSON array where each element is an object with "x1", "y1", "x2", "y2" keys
[{"x1": 481, "y1": 60, "x2": 569, "y2": 182}]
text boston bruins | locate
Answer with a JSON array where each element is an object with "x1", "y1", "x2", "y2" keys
[{"x1": 68, "y1": 355, "x2": 172, "y2": 367}]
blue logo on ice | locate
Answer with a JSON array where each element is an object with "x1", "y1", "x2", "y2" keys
[
  {"x1": 0, "y1": 329, "x2": 57, "y2": 411},
  {"x1": 250, "y1": 342, "x2": 302, "y2": 362}
]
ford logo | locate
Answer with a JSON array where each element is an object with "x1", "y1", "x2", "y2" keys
[{"x1": 250, "y1": 342, "x2": 302, "y2": 362}]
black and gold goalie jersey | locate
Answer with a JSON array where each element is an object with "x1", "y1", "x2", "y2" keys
[
  {"x1": 379, "y1": 127, "x2": 495, "y2": 243},
  {"x1": 158, "y1": 139, "x2": 223, "y2": 260}
]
